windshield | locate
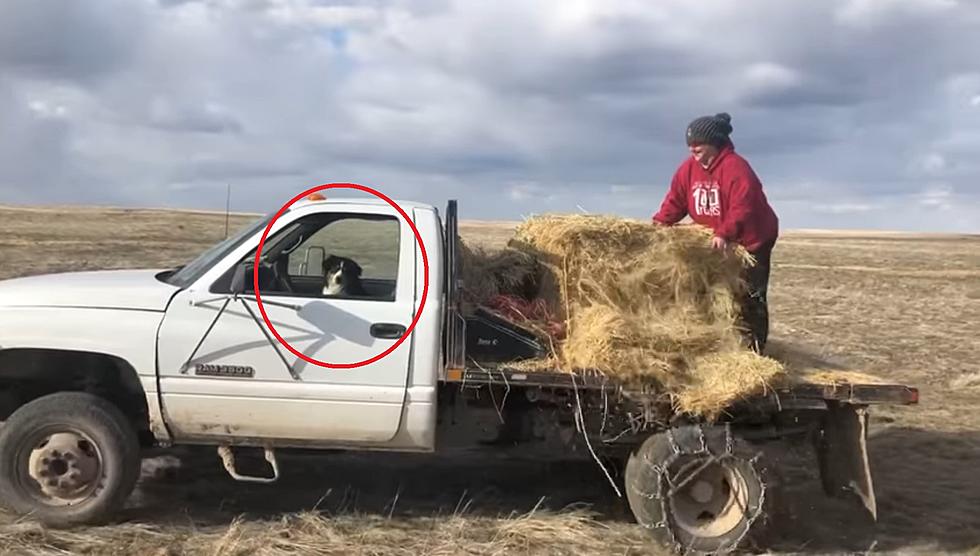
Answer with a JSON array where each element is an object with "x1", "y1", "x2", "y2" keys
[{"x1": 163, "y1": 213, "x2": 275, "y2": 288}]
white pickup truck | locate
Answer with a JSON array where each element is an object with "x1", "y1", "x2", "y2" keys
[{"x1": 0, "y1": 197, "x2": 918, "y2": 554}]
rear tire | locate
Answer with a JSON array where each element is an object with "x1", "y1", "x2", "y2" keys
[
  {"x1": 0, "y1": 392, "x2": 141, "y2": 527},
  {"x1": 624, "y1": 424, "x2": 780, "y2": 555}
]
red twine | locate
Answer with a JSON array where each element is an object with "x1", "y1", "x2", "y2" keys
[{"x1": 485, "y1": 294, "x2": 566, "y2": 339}]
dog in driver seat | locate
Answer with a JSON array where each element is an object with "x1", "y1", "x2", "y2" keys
[{"x1": 322, "y1": 255, "x2": 367, "y2": 297}]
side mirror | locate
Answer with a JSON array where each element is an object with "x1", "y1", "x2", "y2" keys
[{"x1": 230, "y1": 262, "x2": 252, "y2": 295}]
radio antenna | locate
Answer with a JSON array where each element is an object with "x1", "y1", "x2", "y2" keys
[{"x1": 224, "y1": 183, "x2": 231, "y2": 238}]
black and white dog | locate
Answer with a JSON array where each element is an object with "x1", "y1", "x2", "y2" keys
[{"x1": 322, "y1": 255, "x2": 367, "y2": 297}]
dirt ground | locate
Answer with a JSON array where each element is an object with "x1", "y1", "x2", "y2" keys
[{"x1": 0, "y1": 205, "x2": 978, "y2": 555}]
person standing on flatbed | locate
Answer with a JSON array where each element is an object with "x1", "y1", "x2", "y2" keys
[{"x1": 651, "y1": 112, "x2": 779, "y2": 354}]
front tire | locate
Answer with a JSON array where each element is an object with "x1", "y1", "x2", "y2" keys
[
  {"x1": 624, "y1": 424, "x2": 779, "y2": 555},
  {"x1": 0, "y1": 392, "x2": 141, "y2": 527}
]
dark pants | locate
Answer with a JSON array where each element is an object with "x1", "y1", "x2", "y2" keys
[{"x1": 740, "y1": 239, "x2": 775, "y2": 354}]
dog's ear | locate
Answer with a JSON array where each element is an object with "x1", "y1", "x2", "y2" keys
[{"x1": 350, "y1": 259, "x2": 363, "y2": 277}]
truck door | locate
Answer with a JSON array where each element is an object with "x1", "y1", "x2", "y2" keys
[{"x1": 155, "y1": 205, "x2": 417, "y2": 444}]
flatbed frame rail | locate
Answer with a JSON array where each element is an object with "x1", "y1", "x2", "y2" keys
[{"x1": 443, "y1": 366, "x2": 919, "y2": 406}]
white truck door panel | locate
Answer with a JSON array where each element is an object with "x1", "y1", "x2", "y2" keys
[{"x1": 156, "y1": 206, "x2": 417, "y2": 444}]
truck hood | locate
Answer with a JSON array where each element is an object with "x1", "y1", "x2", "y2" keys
[{"x1": 0, "y1": 269, "x2": 181, "y2": 312}]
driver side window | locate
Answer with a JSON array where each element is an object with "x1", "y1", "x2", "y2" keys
[
  {"x1": 213, "y1": 213, "x2": 401, "y2": 301},
  {"x1": 286, "y1": 217, "x2": 400, "y2": 301}
]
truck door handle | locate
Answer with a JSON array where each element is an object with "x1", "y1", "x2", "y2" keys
[{"x1": 370, "y1": 323, "x2": 406, "y2": 339}]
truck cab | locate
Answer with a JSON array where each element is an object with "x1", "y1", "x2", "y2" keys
[{"x1": 152, "y1": 196, "x2": 445, "y2": 450}]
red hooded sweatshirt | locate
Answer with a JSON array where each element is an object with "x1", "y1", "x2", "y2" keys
[{"x1": 652, "y1": 143, "x2": 778, "y2": 252}]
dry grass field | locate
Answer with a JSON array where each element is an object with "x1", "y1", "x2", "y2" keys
[{"x1": 0, "y1": 205, "x2": 977, "y2": 555}]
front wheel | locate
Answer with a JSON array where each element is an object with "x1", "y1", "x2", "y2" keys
[
  {"x1": 0, "y1": 392, "x2": 141, "y2": 527},
  {"x1": 624, "y1": 424, "x2": 780, "y2": 555}
]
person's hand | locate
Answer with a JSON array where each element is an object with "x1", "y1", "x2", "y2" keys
[{"x1": 711, "y1": 236, "x2": 728, "y2": 250}]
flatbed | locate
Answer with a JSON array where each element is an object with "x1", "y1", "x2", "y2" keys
[{"x1": 444, "y1": 365, "x2": 919, "y2": 406}]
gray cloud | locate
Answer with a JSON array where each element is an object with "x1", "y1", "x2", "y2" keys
[
  {"x1": 0, "y1": 0, "x2": 147, "y2": 82},
  {"x1": 0, "y1": 0, "x2": 977, "y2": 232},
  {"x1": 145, "y1": 99, "x2": 245, "y2": 135},
  {"x1": 0, "y1": 82, "x2": 69, "y2": 198}
]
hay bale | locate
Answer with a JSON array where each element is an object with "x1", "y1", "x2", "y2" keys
[
  {"x1": 511, "y1": 215, "x2": 752, "y2": 318},
  {"x1": 507, "y1": 214, "x2": 783, "y2": 417}
]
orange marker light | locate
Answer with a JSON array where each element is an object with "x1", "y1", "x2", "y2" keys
[{"x1": 307, "y1": 193, "x2": 326, "y2": 201}]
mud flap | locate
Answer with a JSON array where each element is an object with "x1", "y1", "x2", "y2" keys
[{"x1": 815, "y1": 402, "x2": 877, "y2": 521}]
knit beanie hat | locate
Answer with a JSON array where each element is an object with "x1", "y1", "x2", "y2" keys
[{"x1": 685, "y1": 112, "x2": 733, "y2": 147}]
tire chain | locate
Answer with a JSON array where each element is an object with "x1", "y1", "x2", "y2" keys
[{"x1": 638, "y1": 423, "x2": 770, "y2": 556}]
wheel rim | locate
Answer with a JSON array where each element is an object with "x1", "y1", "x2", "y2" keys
[
  {"x1": 668, "y1": 457, "x2": 750, "y2": 539},
  {"x1": 23, "y1": 430, "x2": 104, "y2": 507}
]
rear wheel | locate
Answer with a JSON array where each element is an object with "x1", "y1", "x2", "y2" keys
[
  {"x1": 0, "y1": 392, "x2": 141, "y2": 527},
  {"x1": 624, "y1": 424, "x2": 780, "y2": 555}
]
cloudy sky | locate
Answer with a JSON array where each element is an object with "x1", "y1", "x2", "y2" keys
[{"x1": 1, "y1": 0, "x2": 978, "y2": 232}]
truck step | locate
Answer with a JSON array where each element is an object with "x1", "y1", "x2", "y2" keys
[{"x1": 216, "y1": 445, "x2": 280, "y2": 483}]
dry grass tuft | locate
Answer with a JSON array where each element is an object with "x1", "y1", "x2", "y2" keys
[
  {"x1": 459, "y1": 242, "x2": 539, "y2": 304},
  {"x1": 0, "y1": 508, "x2": 652, "y2": 556},
  {"x1": 790, "y1": 369, "x2": 891, "y2": 386},
  {"x1": 675, "y1": 351, "x2": 785, "y2": 418}
]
